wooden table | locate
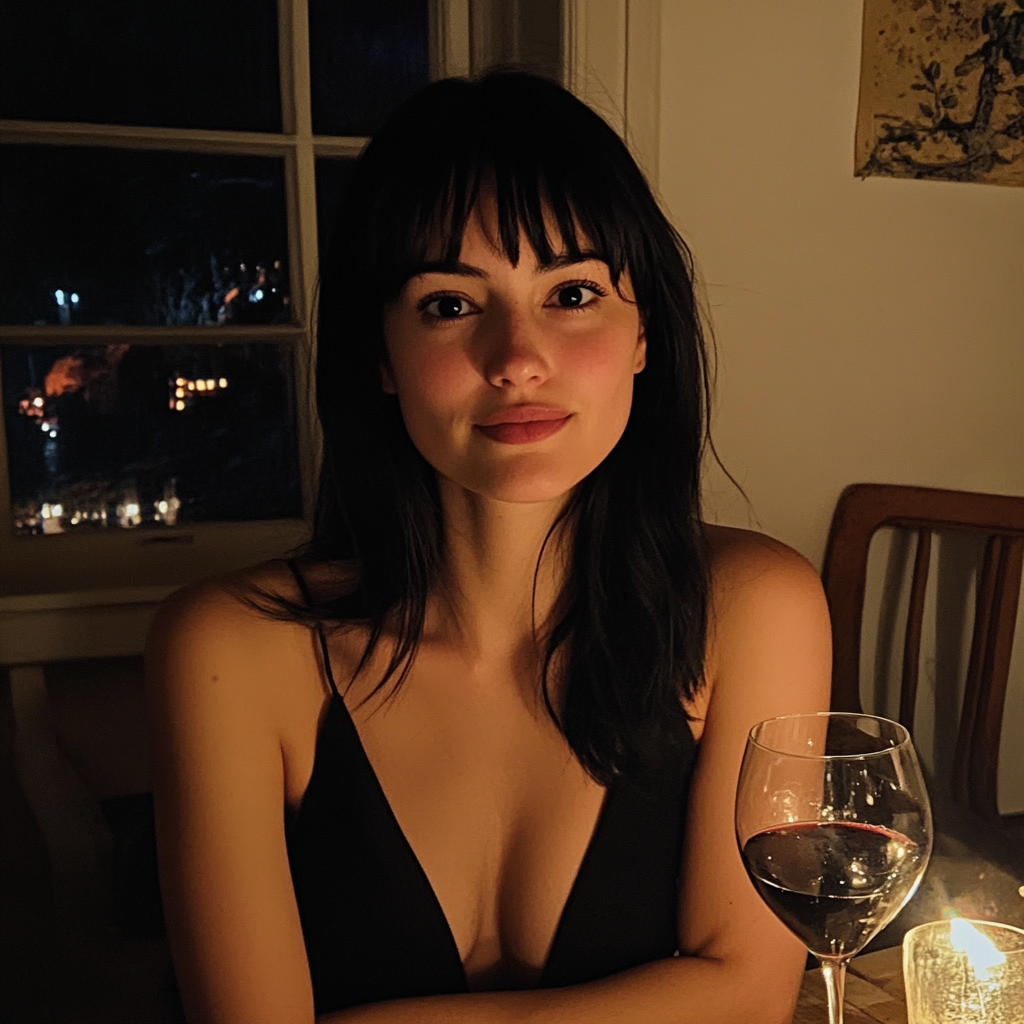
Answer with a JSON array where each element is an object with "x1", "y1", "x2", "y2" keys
[{"x1": 794, "y1": 946, "x2": 907, "y2": 1023}]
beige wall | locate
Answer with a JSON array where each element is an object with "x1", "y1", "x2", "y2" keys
[
  {"x1": 658, "y1": 0, "x2": 1023, "y2": 567},
  {"x1": 656, "y1": 1, "x2": 1024, "y2": 813}
]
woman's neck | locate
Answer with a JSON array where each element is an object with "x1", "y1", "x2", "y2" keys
[{"x1": 426, "y1": 477, "x2": 569, "y2": 669}]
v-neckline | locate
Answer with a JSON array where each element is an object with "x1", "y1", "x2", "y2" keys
[{"x1": 327, "y1": 691, "x2": 615, "y2": 989}]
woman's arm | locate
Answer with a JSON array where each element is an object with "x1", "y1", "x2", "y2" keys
[
  {"x1": 323, "y1": 530, "x2": 832, "y2": 1024},
  {"x1": 146, "y1": 579, "x2": 317, "y2": 1024}
]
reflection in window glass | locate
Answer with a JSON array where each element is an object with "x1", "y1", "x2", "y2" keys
[
  {"x1": 0, "y1": 0, "x2": 281, "y2": 132},
  {"x1": 315, "y1": 157, "x2": 359, "y2": 259},
  {"x1": 2, "y1": 343, "x2": 302, "y2": 534},
  {"x1": 310, "y1": 0, "x2": 429, "y2": 136},
  {"x1": 0, "y1": 146, "x2": 292, "y2": 328}
]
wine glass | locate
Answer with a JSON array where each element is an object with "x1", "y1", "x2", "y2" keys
[{"x1": 735, "y1": 712, "x2": 932, "y2": 1024}]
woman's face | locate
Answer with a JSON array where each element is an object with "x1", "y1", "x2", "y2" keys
[{"x1": 382, "y1": 203, "x2": 646, "y2": 505}]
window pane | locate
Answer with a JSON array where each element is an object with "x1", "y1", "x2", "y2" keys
[
  {"x1": 310, "y1": 0, "x2": 429, "y2": 136},
  {"x1": 0, "y1": 0, "x2": 281, "y2": 132},
  {"x1": 0, "y1": 146, "x2": 292, "y2": 327},
  {"x1": 2, "y1": 343, "x2": 302, "y2": 534},
  {"x1": 315, "y1": 157, "x2": 359, "y2": 259}
]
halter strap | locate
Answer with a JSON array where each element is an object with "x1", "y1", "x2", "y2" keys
[{"x1": 287, "y1": 558, "x2": 341, "y2": 699}]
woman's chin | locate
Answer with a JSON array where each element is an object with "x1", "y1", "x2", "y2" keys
[{"x1": 442, "y1": 460, "x2": 588, "y2": 507}]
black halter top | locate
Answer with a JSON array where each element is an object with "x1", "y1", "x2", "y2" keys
[{"x1": 285, "y1": 571, "x2": 698, "y2": 1015}]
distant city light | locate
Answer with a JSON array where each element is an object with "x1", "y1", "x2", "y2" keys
[
  {"x1": 125, "y1": 503, "x2": 139, "y2": 517},
  {"x1": 157, "y1": 500, "x2": 169, "y2": 514},
  {"x1": 70, "y1": 293, "x2": 80, "y2": 304},
  {"x1": 41, "y1": 504, "x2": 51, "y2": 519},
  {"x1": 52, "y1": 504, "x2": 64, "y2": 517},
  {"x1": 168, "y1": 374, "x2": 228, "y2": 412},
  {"x1": 54, "y1": 289, "x2": 65, "y2": 305},
  {"x1": 49, "y1": 430, "x2": 57, "y2": 438},
  {"x1": 253, "y1": 289, "x2": 264, "y2": 301},
  {"x1": 32, "y1": 397, "x2": 44, "y2": 407}
]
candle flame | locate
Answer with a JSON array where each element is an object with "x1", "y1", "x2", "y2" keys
[{"x1": 949, "y1": 918, "x2": 1006, "y2": 981}]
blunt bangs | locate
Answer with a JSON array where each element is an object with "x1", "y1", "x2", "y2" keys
[{"x1": 341, "y1": 73, "x2": 660, "y2": 308}]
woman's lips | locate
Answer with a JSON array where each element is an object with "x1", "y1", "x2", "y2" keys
[{"x1": 475, "y1": 406, "x2": 572, "y2": 445}]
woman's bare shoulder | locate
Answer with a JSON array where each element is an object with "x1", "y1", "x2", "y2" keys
[
  {"x1": 145, "y1": 559, "x2": 355, "y2": 706},
  {"x1": 701, "y1": 524, "x2": 831, "y2": 690},
  {"x1": 149, "y1": 560, "x2": 286, "y2": 643},
  {"x1": 703, "y1": 522, "x2": 815, "y2": 570},
  {"x1": 704, "y1": 523, "x2": 821, "y2": 601},
  {"x1": 150, "y1": 557, "x2": 357, "y2": 639}
]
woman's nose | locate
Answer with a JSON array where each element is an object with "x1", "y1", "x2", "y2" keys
[{"x1": 480, "y1": 307, "x2": 550, "y2": 389}]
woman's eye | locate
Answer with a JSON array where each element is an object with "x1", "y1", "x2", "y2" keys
[
  {"x1": 552, "y1": 284, "x2": 602, "y2": 308},
  {"x1": 424, "y1": 295, "x2": 471, "y2": 319}
]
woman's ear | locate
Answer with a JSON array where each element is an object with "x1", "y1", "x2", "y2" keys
[
  {"x1": 633, "y1": 331, "x2": 647, "y2": 374},
  {"x1": 380, "y1": 362, "x2": 398, "y2": 394}
]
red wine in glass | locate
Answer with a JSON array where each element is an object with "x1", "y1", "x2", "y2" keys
[
  {"x1": 735, "y1": 713, "x2": 932, "y2": 1024},
  {"x1": 741, "y1": 820, "x2": 925, "y2": 959}
]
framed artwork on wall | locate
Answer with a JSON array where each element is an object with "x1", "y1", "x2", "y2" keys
[{"x1": 855, "y1": 0, "x2": 1024, "y2": 187}]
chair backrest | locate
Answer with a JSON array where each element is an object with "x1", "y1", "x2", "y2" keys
[{"x1": 821, "y1": 484, "x2": 1024, "y2": 821}]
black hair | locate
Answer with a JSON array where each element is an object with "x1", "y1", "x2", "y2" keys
[{"x1": 300, "y1": 70, "x2": 710, "y2": 784}]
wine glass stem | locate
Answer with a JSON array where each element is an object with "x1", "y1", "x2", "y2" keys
[{"x1": 819, "y1": 957, "x2": 848, "y2": 1024}]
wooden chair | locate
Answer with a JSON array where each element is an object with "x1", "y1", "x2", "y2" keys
[{"x1": 821, "y1": 484, "x2": 1024, "y2": 823}]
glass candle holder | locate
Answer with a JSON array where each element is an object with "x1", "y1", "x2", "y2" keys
[{"x1": 903, "y1": 919, "x2": 1024, "y2": 1023}]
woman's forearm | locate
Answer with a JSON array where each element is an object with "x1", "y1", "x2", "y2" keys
[{"x1": 319, "y1": 954, "x2": 800, "y2": 1024}]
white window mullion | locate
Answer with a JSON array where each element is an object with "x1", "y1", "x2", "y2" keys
[
  {"x1": 279, "y1": 0, "x2": 318, "y2": 332},
  {"x1": 0, "y1": 324, "x2": 302, "y2": 346},
  {"x1": 279, "y1": 0, "x2": 321, "y2": 523},
  {"x1": 0, "y1": 119, "x2": 293, "y2": 157},
  {"x1": 563, "y1": 0, "x2": 660, "y2": 187},
  {"x1": 431, "y1": 0, "x2": 471, "y2": 79}
]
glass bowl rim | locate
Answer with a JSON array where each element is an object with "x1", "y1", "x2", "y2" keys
[
  {"x1": 747, "y1": 711, "x2": 914, "y2": 759},
  {"x1": 903, "y1": 917, "x2": 1024, "y2": 954}
]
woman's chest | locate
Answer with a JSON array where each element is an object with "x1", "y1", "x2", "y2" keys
[
  {"x1": 363, "y1": 691, "x2": 607, "y2": 984},
  {"x1": 286, "y1": 648, "x2": 608, "y2": 986}
]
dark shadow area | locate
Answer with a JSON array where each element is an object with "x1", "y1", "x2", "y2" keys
[{"x1": 1, "y1": 662, "x2": 182, "y2": 1023}]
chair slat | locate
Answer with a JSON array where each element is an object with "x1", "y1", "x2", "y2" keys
[
  {"x1": 954, "y1": 535, "x2": 1002, "y2": 809},
  {"x1": 899, "y1": 529, "x2": 931, "y2": 732},
  {"x1": 968, "y1": 536, "x2": 1024, "y2": 819}
]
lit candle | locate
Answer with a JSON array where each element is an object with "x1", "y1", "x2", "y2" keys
[{"x1": 903, "y1": 919, "x2": 1024, "y2": 1023}]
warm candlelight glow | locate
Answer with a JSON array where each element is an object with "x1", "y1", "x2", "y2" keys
[
  {"x1": 950, "y1": 918, "x2": 1006, "y2": 981},
  {"x1": 904, "y1": 919, "x2": 1024, "y2": 1023}
]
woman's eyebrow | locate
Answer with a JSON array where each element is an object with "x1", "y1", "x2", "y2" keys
[
  {"x1": 404, "y1": 251, "x2": 606, "y2": 284},
  {"x1": 538, "y1": 251, "x2": 606, "y2": 273},
  {"x1": 408, "y1": 260, "x2": 488, "y2": 280}
]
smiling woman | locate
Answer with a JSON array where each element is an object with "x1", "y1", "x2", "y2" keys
[
  {"x1": 146, "y1": 71, "x2": 832, "y2": 1024},
  {"x1": 382, "y1": 211, "x2": 646, "y2": 504}
]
